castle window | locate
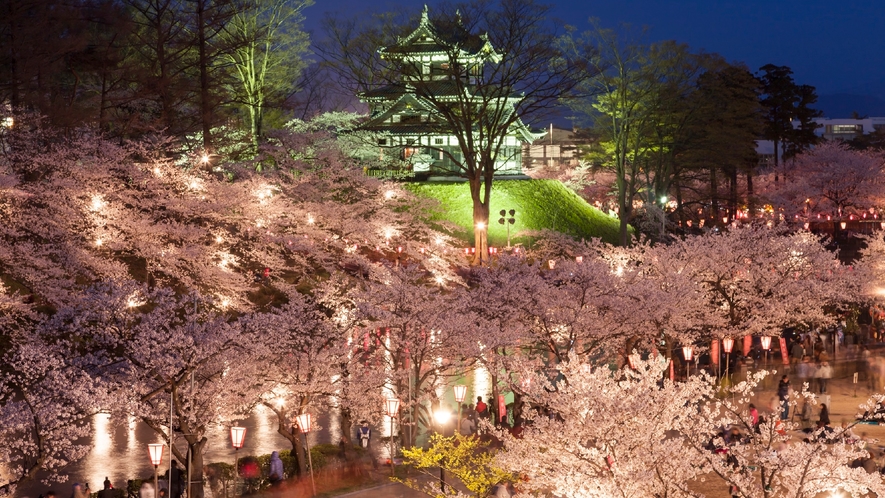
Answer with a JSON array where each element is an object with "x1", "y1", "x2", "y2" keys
[
  {"x1": 434, "y1": 138, "x2": 444, "y2": 145},
  {"x1": 378, "y1": 139, "x2": 387, "y2": 146}
]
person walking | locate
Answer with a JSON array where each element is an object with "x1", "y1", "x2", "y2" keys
[
  {"x1": 71, "y1": 483, "x2": 88, "y2": 498},
  {"x1": 97, "y1": 480, "x2": 115, "y2": 498},
  {"x1": 799, "y1": 398, "x2": 813, "y2": 430},
  {"x1": 164, "y1": 461, "x2": 183, "y2": 498},
  {"x1": 268, "y1": 451, "x2": 284, "y2": 488},
  {"x1": 358, "y1": 421, "x2": 372, "y2": 448},
  {"x1": 139, "y1": 483, "x2": 155, "y2": 498},
  {"x1": 777, "y1": 375, "x2": 791, "y2": 421},
  {"x1": 790, "y1": 342, "x2": 804, "y2": 365},
  {"x1": 475, "y1": 396, "x2": 488, "y2": 419},
  {"x1": 460, "y1": 414, "x2": 476, "y2": 435},
  {"x1": 818, "y1": 361, "x2": 833, "y2": 394},
  {"x1": 797, "y1": 356, "x2": 813, "y2": 389}
]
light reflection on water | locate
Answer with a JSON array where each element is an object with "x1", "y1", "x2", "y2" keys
[
  {"x1": 14, "y1": 410, "x2": 294, "y2": 498},
  {"x1": 13, "y1": 365, "x2": 496, "y2": 498}
]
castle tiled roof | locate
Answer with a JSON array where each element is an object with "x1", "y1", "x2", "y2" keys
[{"x1": 379, "y1": 6, "x2": 499, "y2": 60}]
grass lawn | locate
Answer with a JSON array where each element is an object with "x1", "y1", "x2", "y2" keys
[{"x1": 405, "y1": 179, "x2": 623, "y2": 246}]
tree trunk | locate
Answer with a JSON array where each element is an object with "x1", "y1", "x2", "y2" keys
[
  {"x1": 729, "y1": 166, "x2": 738, "y2": 221},
  {"x1": 674, "y1": 178, "x2": 684, "y2": 227},
  {"x1": 186, "y1": 439, "x2": 207, "y2": 498},
  {"x1": 710, "y1": 166, "x2": 719, "y2": 221},
  {"x1": 338, "y1": 406, "x2": 354, "y2": 454},
  {"x1": 469, "y1": 175, "x2": 490, "y2": 265},
  {"x1": 268, "y1": 404, "x2": 306, "y2": 476},
  {"x1": 197, "y1": 0, "x2": 212, "y2": 151},
  {"x1": 773, "y1": 137, "x2": 780, "y2": 183}
]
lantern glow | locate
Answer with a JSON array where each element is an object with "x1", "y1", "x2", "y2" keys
[
  {"x1": 722, "y1": 337, "x2": 734, "y2": 354},
  {"x1": 761, "y1": 336, "x2": 772, "y2": 350},
  {"x1": 296, "y1": 412, "x2": 312, "y2": 433},
  {"x1": 682, "y1": 346, "x2": 693, "y2": 362},
  {"x1": 453, "y1": 385, "x2": 467, "y2": 404},
  {"x1": 230, "y1": 426, "x2": 246, "y2": 449},
  {"x1": 148, "y1": 443, "x2": 164, "y2": 466},
  {"x1": 385, "y1": 398, "x2": 401, "y2": 417}
]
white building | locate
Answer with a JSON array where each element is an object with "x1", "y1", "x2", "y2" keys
[{"x1": 755, "y1": 116, "x2": 885, "y2": 163}]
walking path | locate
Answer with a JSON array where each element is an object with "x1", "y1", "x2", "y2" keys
[{"x1": 333, "y1": 482, "x2": 425, "y2": 498}]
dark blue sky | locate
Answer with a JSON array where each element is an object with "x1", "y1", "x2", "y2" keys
[{"x1": 305, "y1": 0, "x2": 885, "y2": 97}]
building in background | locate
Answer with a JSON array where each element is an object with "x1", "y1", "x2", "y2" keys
[
  {"x1": 756, "y1": 116, "x2": 885, "y2": 165},
  {"x1": 358, "y1": 7, "x2": 539, "y2": 178},
  {"x1": 522, "y1": 125, "x2": 592, "y2": 171},
  {"x1": 815, "y1": 116, "x2": 885, "y2": 141}
]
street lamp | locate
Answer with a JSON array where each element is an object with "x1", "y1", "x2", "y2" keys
[
  {"x1": 433, "y1": 407, "x2": 452, "y2": 493},
  {"x1": 498, "y1": 209, "x2": 516, "y2": 249},
  {"x1": 682, "y1": 346, "x2": 693, "y2": 380},
  {"x1": 295, "y1": 413, "x2": 316, "y2": 496},
  {"x1": 230, "y1": 426, "x2": 246, "y2": 488},
  {"x1": 659, "y1": 196, "x2": 668, "y2": 236},
  {"x1": 453, "y1": 385, "x2": 467, "y2": 434},
  {"x1": 384, "y1": 398, "x2": 400, "y2": 477},
  {"x1": 148, "y1": 444, "x2": 164, "y2": 496},
  {"x1": 761, "y1": 336, "x2": 772, "y2": 366},
  {"x1": 722, "y1": 337, "x2": 734, "y2": 383}
]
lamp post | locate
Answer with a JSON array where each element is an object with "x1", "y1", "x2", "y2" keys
[
  {"x1": 498, "y1": 209, "x2": 516, "y2": 249},
  {"x1": 295, "y1": 413, "x2": 317, "y2": 497},
  {"x1": 659, "y1": 196, "x2": 668, "y2": 237},
  {"x1": 148, "y1": 444, "x2": 164, "y2": 497},
  {"x1": 682, "y1": 346, "x2": 693, "y2": 381},
  {"x1": 230, "y1": 426, "x2": 246, "y2": 491},
  {"x1": 453, "y1": 385, "x2": 467, "y2": 435},
  {"x1": 761, "y1": 336, "x2": 772, "y2": 366},
  {"x1": 722, "y1": 337, "x2": 734, "y2": 383},
  {"x1": 384, "y1": 398, "x2": 401, "y2": 477},
  {"x1": 433, "y1": 407, "x2": 452, "y2": 493}
]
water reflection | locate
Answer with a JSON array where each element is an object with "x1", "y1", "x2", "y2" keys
[
  {"x1": 14, "y1": 411, "x2": 293, "y2": 498},
  {"x1": 14, "y1": 365, "x2": 498, "y2": 498}
]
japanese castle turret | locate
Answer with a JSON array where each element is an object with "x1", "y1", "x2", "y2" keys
[{"x1": 359, "y1": 6, "x2": 541, "y2": 177}]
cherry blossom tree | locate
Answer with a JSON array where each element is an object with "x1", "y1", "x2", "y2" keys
[
  {"x1": 860, "y1": 234, "x2": 885, "y2": 298},
  {"x1": 0, "y1": 114, "x2": 465, "y2": 489},
  {"x1": 682, "y1": 371, "x2": 885, "y2": 498},
  {"x1": 760, "y1": 141, "x2": 885, "y2": 222},
  {"x1": 40, "y1": 282, "x2": 276, "y2": 498},
  {"x1": 0, "y1": 114, "x2": 459, "y2": 313},
  {"x1": 497, "y1": 357, "x2": 885, "y2": 498},
  {"x1": 495, "y1": 357, "x2": 707, "y2": 498},
  {"x1": 672, "y1": 224, "x2": 863, "y2": 339},
  {"x1": 350, "y1": 265, "x2": 472, "y2": 447},
  {"x1": 243, "y1": 285, "x2": 387, "y2": 475},
  {"x1": 0, "y1": 337, "x2": 112, "y2": 493}
]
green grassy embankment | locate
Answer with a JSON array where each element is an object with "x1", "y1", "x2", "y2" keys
[{"x1": 406, "y1": 179, "x2": 623, "y2": 246}]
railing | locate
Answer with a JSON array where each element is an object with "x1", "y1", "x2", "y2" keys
[{"x1": 364, "y1": 168, "x2": 415, "y2": 179}]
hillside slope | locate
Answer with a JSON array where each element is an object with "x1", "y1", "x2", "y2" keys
[{"x1": 406, "y1": 179, "x2": 622, "y2": 246}]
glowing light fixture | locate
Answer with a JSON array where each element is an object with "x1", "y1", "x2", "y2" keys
[
  {"x1": 760, "y1": 336, "x2": 772, "y2": 350},
  {"x1": 453, "y1": 385, "x2": 467, "y2": 404},
  {"x1": 230, "y1": 426, "x2": 246, "y2": 449}
]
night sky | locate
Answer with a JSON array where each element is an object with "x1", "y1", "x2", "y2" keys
[{"x1": 305, "y1": 0, "x2": 885, "y2": 113}]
